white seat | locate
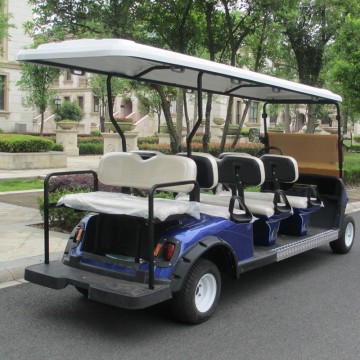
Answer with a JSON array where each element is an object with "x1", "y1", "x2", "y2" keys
[
  {"x1": 58, "y1": 152, "x2": 200, "y2": 221},
  {"x1": 245, "y1": 191, "x2": 309, "y2": 209}
]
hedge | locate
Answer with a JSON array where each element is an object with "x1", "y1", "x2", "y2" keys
[
  {"x1": 138, "y1": 141, "x2": 263, "y2": 156},
  {"x1": 78, "y1": 142, "x2": 103, "y2": 155},
  {"x1": 0, "y1": 134, "x2": 53, "y2": 153},
  {"x1": 38, "y1": 173, "x2": 123, "y2": 231}
]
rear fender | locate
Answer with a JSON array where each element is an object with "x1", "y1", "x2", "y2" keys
[{"x1": 170, "y1": 236, "x2": 238, "y2": 293}]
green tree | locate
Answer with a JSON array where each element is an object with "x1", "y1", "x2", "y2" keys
[
  {"x1": 276, "y1": 0, "x2": 355, "y2": 133},
  {"x1": 327, "y1": 15, "x2": 360, "y2": 133},
  {"x1": 26, "y1": 0, "x2": 139, "y2": 39},
  {"x1": 88, "y1": 74, "x2": 131, "y2": 132},
  {"x1": 0, "y1": 0, "x2": 13, "y2": 49},
  {"x1": 17, "y1": 63, "x2": 61, "y2": 135}
]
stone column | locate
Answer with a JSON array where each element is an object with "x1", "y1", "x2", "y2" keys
[
  {"x1": 102, "y1": 132, "x2": 139, "y2": 154},
  {"x1": 56, "y1": 129, "x2": 79, "y2": 156}
]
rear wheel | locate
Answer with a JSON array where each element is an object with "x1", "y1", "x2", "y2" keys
[
  {"x1": 330, "y1": 215, "x2": 355, "y2": 254},
  {"x1": 171, "y1": 259, "x2": 221, "y2": 324}
]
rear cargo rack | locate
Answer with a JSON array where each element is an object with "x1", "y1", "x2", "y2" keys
[{"x1": 43, "y1": 171, "x2": 199, "y2": 290}]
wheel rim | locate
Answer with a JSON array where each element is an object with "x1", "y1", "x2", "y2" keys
[
  {"x1": 344, "y1": 222, "x2": 354, "y2": 248},
  {"x1": 195, "y1": 273, "x2": 217, "y2": 313}
]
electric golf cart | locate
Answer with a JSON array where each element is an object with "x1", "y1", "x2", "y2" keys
[{"x1": 17, "y1": 39, "x2": 355, "y2": 324}]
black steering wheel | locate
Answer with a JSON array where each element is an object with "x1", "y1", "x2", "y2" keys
[{"x1": 256, "y1": 146, "x2": 283, "y2": 157}]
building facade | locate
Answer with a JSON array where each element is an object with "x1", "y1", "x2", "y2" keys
[
  {"x1": 0, "y1": 1, "x2": 261, "y2": 137},
  {"x1": 0, "y1": 0, "x2": 33, "y2": 132}
]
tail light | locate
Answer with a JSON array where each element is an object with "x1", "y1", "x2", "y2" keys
[
  {"x1": 73, "y1": 226, "x2": 84, "y2": 244},
  {"x1": 164, "y1": 242, "x2": 176, "y2": 261}
]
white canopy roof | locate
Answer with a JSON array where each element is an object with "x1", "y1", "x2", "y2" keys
[{"x1": 17, "y1": 39, "x2": 341, "y2": 103}]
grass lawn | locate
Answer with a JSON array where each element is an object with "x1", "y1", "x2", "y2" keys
[
  {"x1": 0, "y1": 178, "x2": 43, "y2": 192},
  {"x1": 343, "y1": 152, "x2": 360, "y2": 185}
]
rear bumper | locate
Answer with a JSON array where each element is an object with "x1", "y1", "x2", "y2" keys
[{"x1": 25, "y1": 261, "x2": 172, "y2": 309}]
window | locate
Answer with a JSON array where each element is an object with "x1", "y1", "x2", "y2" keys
[
  {"x1": 65, "y1": 69, "x2": 72, "y2": 81},
  {"x1": 64, "y1": 96, "x2": 70, "y2": 102},
  {"x1": 78, "y1": 96, "x2": 84, "y2": 109},
  {"x1": 0, "y1": 74, "x2": 8, "y2": 111},
  {"x1": 93, "y1": 96, "x2": 100, "y2": 112},
  {"x1": 249, "y1": 102, "x2": 258, "y2": 122}
]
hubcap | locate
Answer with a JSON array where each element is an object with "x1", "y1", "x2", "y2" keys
[
  {"x1": 195, "y1": 273, "x2": 217, "y2": 313},
  {"x1": 344, "y1": 222, "x2": 354, "y2": 248}
]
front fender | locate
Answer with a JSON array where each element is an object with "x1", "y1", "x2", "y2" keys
[{"x1": 170, "y1": 236, "x2": 238, "y2": 293}]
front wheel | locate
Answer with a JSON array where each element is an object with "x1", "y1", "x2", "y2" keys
[
  {"x1": 170, "y1": 259, "x2": 221, "y2": 324},
  {"x1": 330, "y1": 215, "x2": 355, "y2": 254}
]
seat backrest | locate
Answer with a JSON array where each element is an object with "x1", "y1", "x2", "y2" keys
[
  {"x1": 260, "y1": 154, "x2": 299, "y2": 185},
  {"x1": 98, "y1": 152, "x2": 197, "y2": 193},
  {"x1": 177, "y1": 152, "x2": 218, "y2": 189},
  {"x1": 218, "y1": 154, "x2": 265, "y2": 187},
  {"x1": 130, "y1": 150, "x2": 163, "y2": 160}
]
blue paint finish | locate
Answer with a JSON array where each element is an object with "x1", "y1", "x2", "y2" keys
[
  {"x1": 160, "y1": 214, "x2": 253, "y2": 261},
  {"x1": 72, "y1": 213, "x2": 254, "y2": 281}
]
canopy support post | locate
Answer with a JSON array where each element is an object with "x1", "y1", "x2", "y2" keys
[
  {"x1": 335, "y1": 102, "x2": 343, "y2": 178},
  {"x1": 186, "y1": 72, "x2": 204, "y2": 157},
  {"x1": 262, "y1": 102, "x2": 269, "y2": 147}
]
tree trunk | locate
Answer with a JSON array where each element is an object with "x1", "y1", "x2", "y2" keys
[
  {"x1": 203, "y1": 92, "x2": 212, "y2": 153},
  {"x1": 231, "y1": 100, "x2": 251, "y2": 148},
  {"x1": 40, "y1": 112, "x2": 44, "y2": 136},
  {"x1": 153, "y1": 84, "x2": 180, "y2": 153},
  {"x1": 220, "y1": 96, "x2": 234, "y2": 153},
  {"x1": 176, "y1": 90, "x2": 184, "y2": 139},
  {"x1": 306, "y1": 104, "x2": 316, "y2": 133},
  {"x1": 183, "y1": 89, "x2": 190, "y2": 136},
  {"x1": 284, "y1": 104, "x2": 290, "y2": 133},
  {"x1": 343, "y1": 107, "x2": 349, "y2": 134}
]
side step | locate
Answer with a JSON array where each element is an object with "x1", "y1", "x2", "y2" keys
[
  {"x1": 238, "y1": 229, "x2": 339, "y2": 273},
  {"x1": 274, "y1": 229, "x2": 339, "y2": 261},
  {"x1": 25, "y1": 261, "x2": 172, "y2": 309}
]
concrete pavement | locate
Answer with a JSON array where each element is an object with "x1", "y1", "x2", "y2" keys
[
  {"x1": 0, "y1": 155, "x2": 101, "y2": 287},
  {"x1": 1, "y1": 154, "x2": 360, "y2": 287}
]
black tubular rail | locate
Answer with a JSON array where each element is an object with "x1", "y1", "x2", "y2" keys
[
  {"x1": 43, "y1": 170, "x2": 98, "y2": 264},
  {"x1": 147, "y1": 180, "x2": 199, "y2": 289}
]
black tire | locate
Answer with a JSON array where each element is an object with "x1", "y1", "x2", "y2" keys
[
  {"x1": 170, "y1": 259, "x2": 221, "y2": 324},
  {"x1": 330, "y1": 215, "x2": 355, "y2": 254}
]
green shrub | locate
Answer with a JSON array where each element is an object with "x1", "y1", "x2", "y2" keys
[
  {"x1": 90, "y1": 129, "x2": 101, "y2": 136},
  {"x1": 138, "y1": 141, "x2": 263, "y2": 156},
  {"x1": 344, "y1": 165, "x2": 360, "y2": 185},
  {"x1": 78, "y1": 136, "x2": 103, "y2": 145},
  {"x1": 138, "y1": 136, "x2": 159, "y2": 145},
  {"x1": 38, "y1": 173, "x2": 123, "y2": 232},
  {"x1": 348, "y1": 144, "x2": 360, "y2": 152},
  {"x1": 0, "y1": 134, "x2": 53, "y2": 152},
  {"x1": 353, "y1": 136, "x2": 360, "y2": 143},
  {"x1": 138, "y1": 142, "x2": 173, "y2": 154},
  {"x1": 241, "y1": 128, "x2": 250, "y2": 136},
  {"x1": 78, "y1": 142, "x2": 103, "y2": 155},
  {"x1": 38, "y1": 188, "x2": 89, "y2": 232},
  {"x1": 54, "y1": 100, "x2": 83, "y2": 122},
  {"x1": 51, "y1": 143, "x2": 64, "y2": 151},
  {"x1": 0, "y1": 128, "x2": 3, "y2": 134}
]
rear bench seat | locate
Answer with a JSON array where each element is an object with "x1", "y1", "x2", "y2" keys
[{"x1": 58, "y1": 152, "x2": 232, "y2": 221}]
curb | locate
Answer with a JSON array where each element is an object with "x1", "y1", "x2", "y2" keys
[{"x1": 0, "y1": 252, "x2": 63, "y2": 284}]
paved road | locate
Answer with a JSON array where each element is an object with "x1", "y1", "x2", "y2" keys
[{"x1": 1, "y1": 215, "x2": 360, "y2": 360}]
